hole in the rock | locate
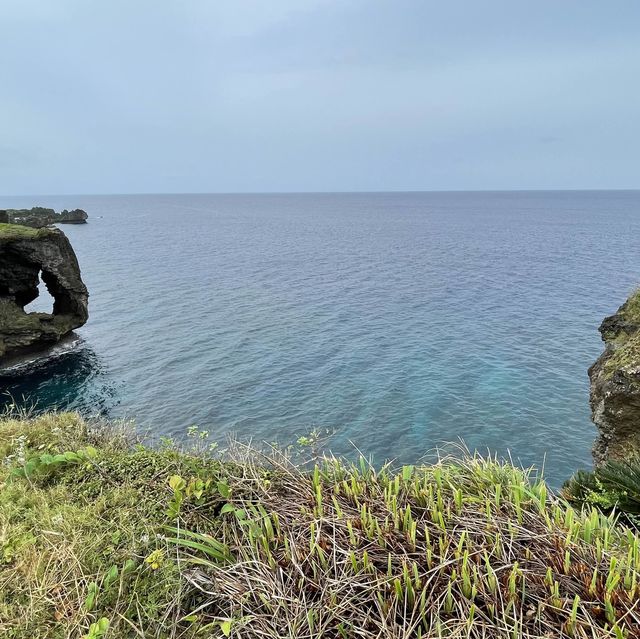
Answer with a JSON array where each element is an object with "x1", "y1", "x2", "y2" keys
[{"x1": 23, "y1": 271, "x2": 56, "y2": 315}]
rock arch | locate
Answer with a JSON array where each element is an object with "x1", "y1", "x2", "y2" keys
[{"x1": 0, "y1": 226, "x2": 88, "y2": 360}]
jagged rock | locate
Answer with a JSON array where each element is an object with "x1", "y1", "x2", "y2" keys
[
  {"x1": 58, "y1": 209, "x2": 89, "y2": 224},
  {"x1": 0, "y1": 224, "x2": 88, "y2": 361},
  {"x1": 589, "y1": 290, "x2": 640, "y2": 464},
  {"x1": 6, "y1": 207, "x2": 88, "y2": 227}
]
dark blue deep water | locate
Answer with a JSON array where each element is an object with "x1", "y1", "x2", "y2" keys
[{"x1": 2, "y1": 191, "x2": 640, "y2": 486}]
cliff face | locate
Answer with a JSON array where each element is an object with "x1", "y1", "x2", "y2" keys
[
  {"x1": 0, "y1": 224, "x2": 88, "y2": 360},
  {"x1": 589, "y1": 290, "x2": 640, "y2": 464}
]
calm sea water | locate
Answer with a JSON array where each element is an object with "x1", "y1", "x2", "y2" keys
[{"x1": 1, "y1": 191, "x2": 639, "y2": 486}]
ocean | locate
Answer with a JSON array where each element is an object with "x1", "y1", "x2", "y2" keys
[{"x1": 1, "y1": 191, "x2": 639, "y2": 487}]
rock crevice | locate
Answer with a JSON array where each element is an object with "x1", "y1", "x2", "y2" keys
[{"x1": 0, "y1": 224, "x2": 88, "y2": 361}]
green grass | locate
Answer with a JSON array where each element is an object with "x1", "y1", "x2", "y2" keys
[
  {"x1": 0, "y1": 414, "x2": 222, "y2": 638},
  {"x1": 598, "y1": 289, "x2": 640, "y2": 378},
  {"x1": 603, "y1": 332, "x2": 640, "y2": 378},
  {"x1": 2, "y1": 413, "x2": 640, "y2": 638},
  {"x1": 619, "y1": 289, "x2": 640, "y2": 325},
  {"x1": 0, "y1": 223, "x2": 54, "y2": 241}
]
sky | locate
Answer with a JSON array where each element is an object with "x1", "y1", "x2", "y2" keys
[{"x1": 1, "y1": 1, "x2": 639, "y2": 195}]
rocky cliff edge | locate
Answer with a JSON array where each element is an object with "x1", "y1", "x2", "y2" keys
[{"x1": 590, "y1": 289, "x2": 640, "y2": 464}]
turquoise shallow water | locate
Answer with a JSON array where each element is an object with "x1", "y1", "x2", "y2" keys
[{"x1": 1, "y1": 191, "x2": 640, "y2": 486}]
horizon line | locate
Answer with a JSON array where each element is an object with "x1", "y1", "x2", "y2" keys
[{"x1": 1, "y1": 187, "x2": 640, "y2": 198}]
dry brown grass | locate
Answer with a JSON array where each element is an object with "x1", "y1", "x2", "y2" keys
[
  {"x1": 169, "y1": 445, "x2": 640, "y2": 638},
  {"x1": 2, "y1": 414, "x2": 640, "y2": 638}
]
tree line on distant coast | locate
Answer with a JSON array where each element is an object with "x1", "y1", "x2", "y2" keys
[{"x1": 0, "y1": 206, "x2": 88, "y2": 227}]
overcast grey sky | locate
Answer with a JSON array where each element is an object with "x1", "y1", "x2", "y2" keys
[{"x1": 1, "y1": 1, "x2": 639, "y2": 195}]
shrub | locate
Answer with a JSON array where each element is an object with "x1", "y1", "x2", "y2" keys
[{"x1": 564, "y1": 456, "x2": 640, "y2": 524}]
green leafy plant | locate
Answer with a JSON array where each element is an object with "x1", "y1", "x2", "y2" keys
[
  {"x1": 84, "y1": 581, "x2": 99, "y2": 612},
  {"x1": 84, "y1": 617, "x2": 110, "y2": 639},
  {"x1": 11, "y1": 446, "x2": 98, "y2": 479},
  {"x1": 145, "y1": 549, "x2": 165, "y2": 570},
  {"x1": 164, "y1": 526, "x2": 232, "y2": 564},
  {"x1": 166, "y1": 473, "x2": 230, "y2": 518}
]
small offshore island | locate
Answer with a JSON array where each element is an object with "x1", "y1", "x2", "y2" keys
[{"x1": 2, "y1": 216, "x2": 640, "y2": 638}]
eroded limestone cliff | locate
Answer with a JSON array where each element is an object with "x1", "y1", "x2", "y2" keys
[
  {"x1": 0, "y1": 224, "x2": 88, "y2": 361},
  {"x1": 590, "y1": 290, "x2": 640, "y2": 464}
]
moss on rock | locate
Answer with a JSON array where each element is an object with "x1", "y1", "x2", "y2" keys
[
  {"x1": 619, "y1": 288, "x2": 640, "y2": 323},
  {"x1": 0, "y1": 223, "x2": 51, "y2": 241},
  {"x1": 602, "y1": 332, "x2": 640, "y2": 378}
]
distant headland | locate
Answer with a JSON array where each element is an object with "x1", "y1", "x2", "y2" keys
[{"x1": 0, "y1": 206, "x2": 88, "y2": 227}]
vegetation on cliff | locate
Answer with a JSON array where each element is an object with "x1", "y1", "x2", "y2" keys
[
  {"x1": 564, "y1": 456, "x2": 640, "y2": 522},
  {"x1": 611, "y1": 289, "x2": 640, "y2": 332},
  {"x1": 596, "y1": 289, "x2": 640, "y2": 377},
  {"x1": 562, "y1": 288, "x2": 640, "y2": 528},
  {"x1": 0, "y1": 223, "x2": 53, "y2": 240},
  {"x1": 589, "y1": 289, "x2": 640, "y2": 465},
  {"x1": 2, "y1": 207, "x2": 88, "y2": 227},
  {"x1": 2, "y1": 413, "x2": 640, "y2": 638}
]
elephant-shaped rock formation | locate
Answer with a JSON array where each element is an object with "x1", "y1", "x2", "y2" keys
[{"x1": 0, "y1": 224, "x2": 88, "y2": 361}]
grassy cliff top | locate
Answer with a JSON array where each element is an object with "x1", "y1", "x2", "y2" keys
[
  {"x1": 0, "y1": 222, "x2": 54, "y2": 240},
  {"x1": 598, "y1": 289, "x2": 640, "y2": 379},
  {"x1": 1, "y1": 413, "x2": 640, "y2": 638},
  {"x1": 603, "y1": 331, "x2": 640, "y2": 378},
  {"x1": 619, "y1": 289, "x2": 640, "y2": 324}
]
